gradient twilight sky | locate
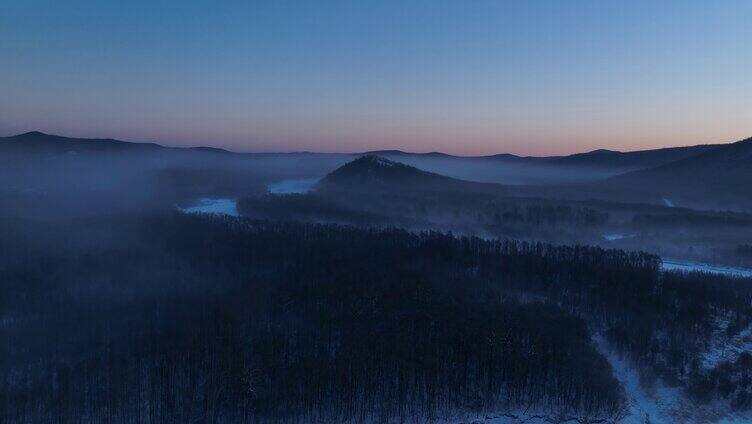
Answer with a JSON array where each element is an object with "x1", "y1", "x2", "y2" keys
[{"x1": 1, "y1": 1, "x2": 750, "y2": 155}]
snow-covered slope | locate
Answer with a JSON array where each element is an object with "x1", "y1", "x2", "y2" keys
[{"x1": 594, "y1": 336, "x2": 752, "y2": 424}]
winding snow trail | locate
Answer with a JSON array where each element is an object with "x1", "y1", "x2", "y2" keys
[{"x1": 602, "y1": 349, "x2": 667, "y2": 423}]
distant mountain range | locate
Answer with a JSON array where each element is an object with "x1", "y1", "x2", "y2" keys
[
  {"x1": 602, "y1": 136, "x2": 752, "y2": 209},
  {"x1": 546, "y1": 144, "x2": 720, "y2": 170},
  {"x1": 1, "y1": 130, "x2": 729, "y2": 168},
  {"x1": 615, "y1": 136, "x2": 752, "y2": 183},
  {"x1": 325, "y1": 137, "x2": 752, "y2": 211},
  {"x1": 364, "y1": 143, "x2": 723, "y2": 169},
  {"x1": 3, "y1": 131, "x2": 751, "y2": 210}
]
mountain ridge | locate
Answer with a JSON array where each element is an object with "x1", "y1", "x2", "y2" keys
[
  {"x1": 1, "y1": 131, "x2": 732, "y2": 161},
  {"x1": 599, "y1": 136, "x2": 752, "y2": 210}
]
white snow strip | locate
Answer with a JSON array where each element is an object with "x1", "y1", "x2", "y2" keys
[
  {"x1": 178, "y1": 198, "x2": 239, "y2": 217},
  {"x1": 661, "y1": 259, "x2": 752, "y2": 278},
  {"x1": 267, "y1": 178, "x2": 319, "y2": 194},
  {"x1": 603, "y1": 234, "x2": 636, "y2": 241}
]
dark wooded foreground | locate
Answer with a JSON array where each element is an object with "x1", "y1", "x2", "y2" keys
[{"x1": 2, "y1": 213, "x2": 751, "y2": 422}]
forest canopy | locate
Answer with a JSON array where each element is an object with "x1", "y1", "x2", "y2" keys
[{"x1": 2, "y1": 213, "x2": 751, "y2": 422}]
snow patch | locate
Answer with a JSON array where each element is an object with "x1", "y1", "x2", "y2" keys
[
  {"x1": 178, "y1": 198, "x2": 239, "y2": 217},
  {"x1": 702, "y1": 317, "x2": 752, "y2": 370},
  {"x1": 662, "y1": 198, "x2": 674, "y2": 208},
  {"x1": 603, "y1": 234, "x2": 636, "y2": 241},
  {"x1": 373, "y1": 156, "x2": 395, "y2": 167}
]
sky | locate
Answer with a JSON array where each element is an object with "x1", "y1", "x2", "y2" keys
[{"x1": 1, "y1": 0, "x2": 751, "y2": 156}]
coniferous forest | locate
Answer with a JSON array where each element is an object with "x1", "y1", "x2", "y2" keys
[{"x1": 3, "y1": 212, "x2": 751, "y2": 423}]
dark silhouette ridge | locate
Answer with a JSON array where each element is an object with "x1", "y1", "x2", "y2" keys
[
  {"x1": 603, "y1": 136, "x2": 752, "y2": 209},
  {"x1": 0, "y1": 131, "x2": 164, "y2": 154},
  {"x1": 0, "y1": 130, "x2": 732, "y2": 168},
  {"x1": 548, "y1": 144, "x2": 720, "y2": 169}
]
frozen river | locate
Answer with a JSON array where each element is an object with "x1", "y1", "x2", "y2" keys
[
  {"x1": 661, "y1": 259, "x2": 752, "y2": 278},
  {"x1": 178, "y1": 198, "x2": 239, "y2": 217}
]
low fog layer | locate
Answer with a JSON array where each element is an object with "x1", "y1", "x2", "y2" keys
[
  {"x1": 6, "y1": 132, "x2": 751, "y2": 216},
  {"x1": 3, "y1": 132, "x2": 752, "y2": 269}
]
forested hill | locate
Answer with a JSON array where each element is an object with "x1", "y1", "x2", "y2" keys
[
  {"x1": 317, "y1": 155, "x2": 461, "y2": 191},
  {"x1": 0, "y1": 131, "x2": 165, "y2": 155},
  {"x1": 602, "y1": 136, "x2": 752, "y2": 210},
  {"x1": 317, "y1": 154, "x2": 505, "y2": 194}
]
